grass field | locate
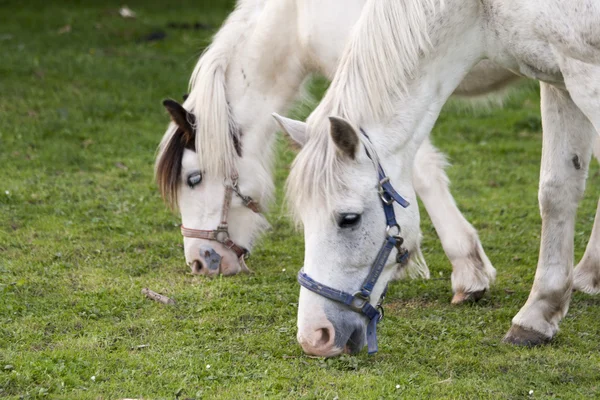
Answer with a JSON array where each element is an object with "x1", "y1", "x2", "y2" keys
[{"x1": 2, "y1": 1, "x2": 600, "y2": 399}]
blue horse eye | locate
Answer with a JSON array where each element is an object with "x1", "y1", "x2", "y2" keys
[{"x1": 187, "y1": 172, "x2": 202, "y2": 188}]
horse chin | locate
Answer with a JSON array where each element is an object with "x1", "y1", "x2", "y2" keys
[
  {"x1": 219, "y1": 253, "x2": 252, "y2": 276},
  {"x1": 343, "y1": 326, "x2": 366, "y2": 355},
  {"x1": 208, "y1": 246, "x2": 247, "y2": 276},
  {"x1": 328, "y1": 309, "x2": 367, "y2": 355}
]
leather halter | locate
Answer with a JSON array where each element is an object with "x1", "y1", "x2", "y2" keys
[
  {"x1": 180, "y1": 171, "x2": 260, "y2": 260},
  {"x1": 297, "y1": 129, "x2": 410, "y2": 354}
]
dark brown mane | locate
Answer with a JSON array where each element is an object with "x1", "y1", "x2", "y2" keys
[{"x1": 155, "y1": 128, "x2": 195, "y2": 210}]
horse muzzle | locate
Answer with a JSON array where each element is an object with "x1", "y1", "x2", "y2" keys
[{"x1": 297, "y1": 303, "x2": 366, "y2": 357}]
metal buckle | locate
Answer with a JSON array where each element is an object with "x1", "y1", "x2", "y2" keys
[
  {"x1": 215, "y1": 227, "x2": 230, "y2": 243},
  {"x1": 350, "y1": 291, "x2": 370, "y2": 312},
  {"x1": 378, "y1": 177, "x2": 394, "y2": 205},
  {"x1": 240, "y1": 193, "x2": 253, "y2": 206},
  {"x1": 378, "y1": 189, "x2": 394, "y2": 206},
  {"x1": 396, "y1": 247, "x2": 409, "y2": 264},
  {"x1": 231, "y1": 181, "x2": 257, "y2": 209},
  {"x1": 377, "y1": 305, "x2": 385, "y2": 322},
  {"x1": 386, "y1": 224, "x2": 401, "y2": 238}
]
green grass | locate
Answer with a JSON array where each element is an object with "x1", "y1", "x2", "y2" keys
[{"x1": 2, "y1": 1, "x2": 600, "y2": 399}]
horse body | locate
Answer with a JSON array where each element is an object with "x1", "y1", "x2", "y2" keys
[{"x1": 284, "y1": 0, "x2": 600, "y2": 355}]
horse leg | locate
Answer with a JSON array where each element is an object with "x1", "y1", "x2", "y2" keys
[
  {"x1": 408, "y1": 62, "x2": 516, "y2": 302},
  {"x1": 574, "y1": 197, "x2": 600, "y2": 294},
  {"x1": 504, "y1": 82, "x2": 596, "y2": 346},
  {"x1": 556, "y1": 59, "x2": 600, "y2": 294},
  {"x1": 574, "y1": 139, "x2": 600, "y2": 293},
  {"x1": 412, "y1": 137, "x2": 496, "y2": 304}
]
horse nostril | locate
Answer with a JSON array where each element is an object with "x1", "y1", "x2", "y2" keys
[
  {"x1": 191, "y1": 260, "x2": 203, "y2": 274},
  {"x1": 314, "y1": 327, "x2": 333, "y2": 348},
  {"x1": 298, "y1": 321, "x2": 339, "y2": 356}
]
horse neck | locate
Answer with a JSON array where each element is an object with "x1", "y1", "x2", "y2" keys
[
  {"x1": 224, "y1": 1, "x2": 310, "y2": 199},
  {"x1": 343, "y1": 0, "x2": 485, "y2": 182}
]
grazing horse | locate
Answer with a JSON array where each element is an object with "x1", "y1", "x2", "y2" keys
[
  {"x1": 282, "y1": 0, "x2": 600, "y2": 356},
  {"x1": 155, "y1": 0, "x2": 516, "y2": 299}
]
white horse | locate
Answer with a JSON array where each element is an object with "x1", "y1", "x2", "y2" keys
[
  {"x1": 281, "y1": 0, "x2": 600, "y2": 356},
  {"x1": 155, "y1": 0, "x2": 517, "y2": 300}
]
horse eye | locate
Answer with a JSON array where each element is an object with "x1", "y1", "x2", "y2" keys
[
  {"x1": 338, "y1": 213, "x2": 362, "y2": 229},
  {"x1": 186, "y1": 172, "x2": 202, "y2": 188}
]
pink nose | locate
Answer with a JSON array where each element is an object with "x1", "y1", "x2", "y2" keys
[{"x1": 297, "y1": 321, "x2": 341, "y2": 357}]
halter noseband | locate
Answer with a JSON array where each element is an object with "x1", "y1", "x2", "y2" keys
[
  {"x1": 180, "y1": 170, "x2": 261, "y2": 260},
  {"x1": 297, "y1": 129, "x2": 410, "y2": 354}
]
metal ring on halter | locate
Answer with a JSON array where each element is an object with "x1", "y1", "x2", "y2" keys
[
  {"x1": 214, "y1": 228, "x2": 230, "y2": 243},
  {"x1": 385, "y1": 224, "x2": 401, "y2": 238},
  {"x1": 378, "y1": 189, "x2": 394, "y2": 205},
  {"x1": 378, "y1": 177, "x2": 394, "y2": 205},
  {"x1": 349, "y1": 291, "x2": 370, "y2": 312},
  {"x1": 377, "y1": 305, "x2": 385, "y2": 321}
]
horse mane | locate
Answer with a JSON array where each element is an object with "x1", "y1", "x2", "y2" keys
[
  {"x1": 286, "y1": 0, "x2": 440, "y2": 222},
  {"x1": 155, "y1": 0, "x2": 261, "y2": 209}
]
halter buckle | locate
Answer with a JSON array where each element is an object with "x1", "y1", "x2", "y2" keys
[
  {"x1": 376, "y1": 305, "x2": 385, "y2": 322},
  {"x1": 231, "y1": 177, "x2": 240, "y2": 191},
  {"x1": 214, "y1": 227, "x2": 230, "y2": 243},
  {"x1": 385, "y1": 224, "x2": 401, "y2": 238},
  {"x1": 350, "y1": 291, "x2": 370, "y2": 312},
  {"x1": 378, "y1": 179, "x2": 395, "y2": 206},
  {"x1": 396, "y1": 247, "x2": 410, "y2": 265},
  {"x1": 380, "y1": 193, "x2": 394, "y2": 205}
]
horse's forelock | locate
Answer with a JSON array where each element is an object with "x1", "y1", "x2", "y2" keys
[
  {"x1": 286, "y1": 128, "x2": 345, "y2": 227},
  {"x1": 155, "y1": 127, "x2": 195, "y2": 210}
]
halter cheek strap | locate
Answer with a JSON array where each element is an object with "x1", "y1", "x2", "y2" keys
[
  {"x1": 297, "y1": 128, "x2": 410, "y2": 354},
  {"x1": 181, "y1": 172, "x2": 261, "y2": 260}
]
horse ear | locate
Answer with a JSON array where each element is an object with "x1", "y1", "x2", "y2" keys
[
  {"x1": 272, "y1": 113, "x2": 308, "y2": 146},
  {"x1": 163, "y1": 99, "x2": 196, "y2": 143},
  {"x1": 328, "y1": 116, "x2": 359, "y2": 160}
]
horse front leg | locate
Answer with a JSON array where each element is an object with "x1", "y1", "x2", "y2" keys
[
  {"x1": 504, "y1": 82, "x2": 595, "y2": 346},
  {"x1": 412, "y1": 137, "x2": 496, "y2": 304}
]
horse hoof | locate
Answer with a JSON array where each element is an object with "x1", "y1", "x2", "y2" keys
[
  {"x1": 451, "y1": 289, "x2": 486, "y2": 304},
  {"x1": 502, "y1": 324, "x2": 551, "y2": 346}
]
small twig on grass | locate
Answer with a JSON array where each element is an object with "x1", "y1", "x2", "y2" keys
[{"x1": 141, "y1": 288, "x2": 176, "y2": 305}]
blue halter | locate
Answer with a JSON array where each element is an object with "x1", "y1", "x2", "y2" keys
[{"x1": 297, "y1": 129, "x2": 410, "y2": 354}]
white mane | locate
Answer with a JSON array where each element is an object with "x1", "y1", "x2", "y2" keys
[
  {"x1": 286, "y1": 0, "x2": 440, "y2": 222},
  {"x1": 157, "y1": 0, "x2": 264, "y2": 181}
]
